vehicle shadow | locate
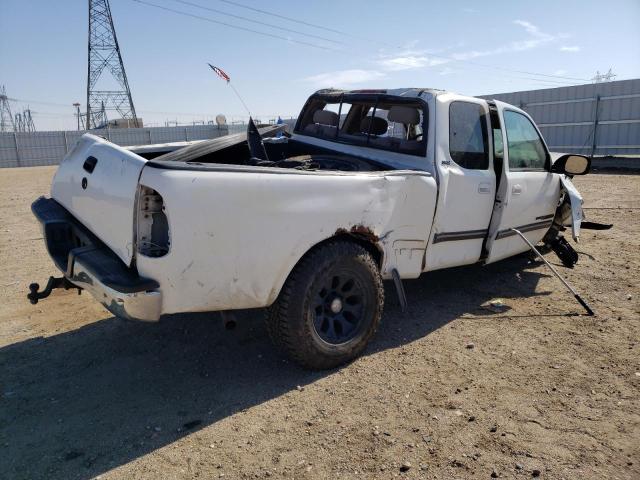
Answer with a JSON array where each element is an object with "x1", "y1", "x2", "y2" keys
[{"x1": 1, "y1": 255, "x2": 559, "y2": 479}]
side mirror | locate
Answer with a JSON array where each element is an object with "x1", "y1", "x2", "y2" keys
[{"x1": 551, "y1": 154, "x2": 591, "y2": 176}]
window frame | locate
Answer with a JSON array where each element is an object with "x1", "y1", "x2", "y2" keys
[
  {"x1": 447, "y1": 100, "x2": 490, "y2": 171},
  {"x1": 502, "y1": 108, "x2": 550, "y2": 172},
  {"x1": 294, "y1": 93, "x2": 428, "y2": 157}
]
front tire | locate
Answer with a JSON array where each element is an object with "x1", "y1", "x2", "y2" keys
[{"x1": 266, "y1": 241, "x2": 384, "y2": 369}]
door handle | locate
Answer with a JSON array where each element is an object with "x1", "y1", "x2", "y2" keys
[
  {"x1": 478, "y1": 182, "x2": 491, "y2": 194},
  {"x1": 512, "y1": 184, "x2": 523, "y2": 195}
]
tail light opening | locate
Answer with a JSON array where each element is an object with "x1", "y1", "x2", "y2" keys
[{"x1": 136, "y1": 185, "x2": 170, "y2": 257}]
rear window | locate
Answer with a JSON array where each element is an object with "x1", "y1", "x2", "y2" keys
[{"x1": 297, "y1": 96, "x2": 427, "y2": 157}]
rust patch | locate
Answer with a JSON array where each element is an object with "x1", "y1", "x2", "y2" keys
[{"x1": 335, "y1": 225, "x2": 379, "y2": 243}]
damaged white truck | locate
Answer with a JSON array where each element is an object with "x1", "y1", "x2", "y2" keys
[{"x1": 29, "y1": 88, "x2": 598, "y2": 369}]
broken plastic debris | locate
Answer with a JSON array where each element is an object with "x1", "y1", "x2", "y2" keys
[{"x1": 481, "y1": 299, "x2": 510, "y2": 313}]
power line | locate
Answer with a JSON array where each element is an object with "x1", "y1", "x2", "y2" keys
[
  {"x1": 132, "y1": 0, "x2": 337, "y2": 51},
  {"x1": 424, "y1": 53, "x2": 590, "y2": 83},
  {"x1": 172, "y1": 0, "x2": 344, "y2": 45},
  {"x1": 217, "y1": 0, "x2": 353, "y2": 36},
  {"x1": 139, "y1": 0, "x2": 590, "y2": 85},
  {"x1": 7, "y1": 97, "x2": 71, "y2": 108},
  {"x1": 213, "y1": 0, "x2": 590, "y2": 83}
]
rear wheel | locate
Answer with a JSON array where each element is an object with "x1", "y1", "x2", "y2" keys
[{"x1": 266, "y1": 241, "x2": 384, "y2": 369}]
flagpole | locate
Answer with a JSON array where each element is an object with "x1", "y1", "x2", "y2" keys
[
  {"x1": 208, "y1": 63, "x2": 252, "y2": 120},
  {"x1": 228, "y1": 82, "x2": 251, "y2": 118}
]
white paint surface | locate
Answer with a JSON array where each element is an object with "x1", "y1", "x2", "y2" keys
[
  {"x1": 136, "y1": 167, "x2": 437, "y2": 314},
  {"x1": 51, "y1": 134, "x2": 147, "y2": 265}
]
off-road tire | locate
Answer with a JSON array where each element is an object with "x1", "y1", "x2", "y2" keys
[{"x1": 266, "y1": 240, "x2": 384, "y2": 369}]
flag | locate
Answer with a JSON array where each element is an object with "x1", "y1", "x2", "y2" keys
[{"x1": 208, "y1": 63, "x2": 230, "y2": 83}]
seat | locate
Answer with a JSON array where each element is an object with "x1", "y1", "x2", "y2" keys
[
  {"x1": 360, "y1": 116, "x2": 392, "y2": 148},
  {"x1": 359, "y1": 116, "x2": 388, "y2": 136},
  {"x1": 303, "y1": 110, "x2": 339, "y2": 137},
  {"x1": 387, "y1": 105, "x2": 420, "y2": 126},
  {"x1": 386, "y1": 105, "x2": 422, "y2": 153}
]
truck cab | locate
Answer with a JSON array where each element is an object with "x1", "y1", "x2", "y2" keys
[{"x1": 292, "y1": 88, "x2": 570, "y2": 271}]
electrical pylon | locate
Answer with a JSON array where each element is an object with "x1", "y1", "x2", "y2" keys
[
  {"x1": 15, "y1": 108, "x2": 36, "y2": 132},
  {"x1": 0, "y1": 85, "x2": 16, "y2": 133},
  {"x1": 86, "y1": 0, "x2": 138, "y2": 129}
]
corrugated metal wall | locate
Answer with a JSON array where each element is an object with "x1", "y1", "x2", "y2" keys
[
  {"x1": 0, "y1": 124, "x2": 248, "y2": 168},
  {"x1": 479, "y1": 78, "x2": 640, "y2": 155},
  {"x1": 2, "y1": 80, "x2": 637, "y2": 167}
]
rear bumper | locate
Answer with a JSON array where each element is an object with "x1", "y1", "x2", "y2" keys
[
  {"x1": 31, "y1": 196, "x2": 162, "y2": 321},
  {"x1": 69, "y1": 257, "x2": 162, "y2": 321}
]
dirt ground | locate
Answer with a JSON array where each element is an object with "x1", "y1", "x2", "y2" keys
[{"x1": 0, "y1": 167, "x2": 638, "y2": 480}]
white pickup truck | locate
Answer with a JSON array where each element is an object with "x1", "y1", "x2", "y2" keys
[{"x1": 29, "y1": 88, "x2": 593, "y2": 369}]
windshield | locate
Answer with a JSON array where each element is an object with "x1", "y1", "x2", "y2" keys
[{"x1": 295, "y1": 95, "x2": 427, "y2": 157}]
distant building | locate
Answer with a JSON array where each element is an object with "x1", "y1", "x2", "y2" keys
[
  {"x1": 106, "y1": 118, "x2": 143, "y2": 129},
  {"x1": 479, "y1": 78, "x2": 640, "y2": 156}
]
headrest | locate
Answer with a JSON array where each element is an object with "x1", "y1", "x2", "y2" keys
[
  {"x1": 387, "y1": 105, "x2": 420, "y2": 125},
  {"x1": 360, "y1": 116, "x2": 388, "y2": 136},
  {"x1": 313, "y1": 109, "x2": 339, "y2": 126}
]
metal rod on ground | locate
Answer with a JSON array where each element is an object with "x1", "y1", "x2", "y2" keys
[{"x1": 510, "y1": 228, "x2": 594, "y2": 316}]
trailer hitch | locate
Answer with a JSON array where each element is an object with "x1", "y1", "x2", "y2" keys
[{"x1": 27, "y1": 276, "x2": 81, "y2": 305}]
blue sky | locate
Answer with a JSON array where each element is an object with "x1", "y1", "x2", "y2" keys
[{"x1": 2, "y1": 0, "x2": 639, "y2": 130}]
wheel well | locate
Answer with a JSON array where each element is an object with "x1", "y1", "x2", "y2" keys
[
  {"x1": 303, "y1": 231, "x2": 383, "y2": 269},
  {"x1": 268, "y1": 231, "x2": 384, "y2": 309}
]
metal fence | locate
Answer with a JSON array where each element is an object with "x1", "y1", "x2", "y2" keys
[
  {"x1": 0, "y1": 123, "x2": 247, "y2": 168},
  {"x1": 3, "y1": 80, "x2": 638, "y2": 168},
  {"x1": 479, "y1": 78, "x2": 640, "y2": 156}
]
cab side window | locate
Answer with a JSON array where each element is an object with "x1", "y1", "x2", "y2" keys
[
  {"x1": 503, "y1": 110, "x2": 548, "y2": 170},
  {"x1": 449, "y1": 101, "x2": 489, "y2": 170}
]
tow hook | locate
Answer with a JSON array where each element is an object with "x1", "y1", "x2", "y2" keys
[{"x1": 27, "y1": 276, "x2": 81, "y2": 305}]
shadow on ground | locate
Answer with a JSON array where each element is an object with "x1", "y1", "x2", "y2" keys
[{"x1": 1, "y1": 255, "x2": 562, "y2": 479}]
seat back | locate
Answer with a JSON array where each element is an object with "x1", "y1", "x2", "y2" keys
[{"x1": 303, "y1": 109, "x2": 339, "y2": 137}]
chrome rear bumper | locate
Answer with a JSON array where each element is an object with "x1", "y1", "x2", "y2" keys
[
  {"x1": 70, "y1": 258, "x2": 162, "y2": 321},
  {"x1": 30, "y1": 196, "x2": 162, "y2": 322}
]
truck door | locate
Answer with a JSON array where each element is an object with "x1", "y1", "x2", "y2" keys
[
  {"x1": 484, "y1": 101, "x2": 560, "y2": 263},
  {"x1": 424, "y1": 94, "x2": 496, "y2": 270}
]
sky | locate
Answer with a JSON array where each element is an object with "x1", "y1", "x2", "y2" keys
[{"x1": 2, "y1": 0, "x2": 639, "y2": 130}]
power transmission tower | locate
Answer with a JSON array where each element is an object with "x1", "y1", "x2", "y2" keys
[
  {"x1": 73, "y1": 103, "x2": 86, "y2": 130},
  {"x1": 86, "y1": 0, "x2": 138, "y2": 129},
  {"x1": 0, "y1": 85, "x2": 16, "y2": 133},
  {"x1": 591, "y1": 68, "x2": 617, "y2": 83},
  {"x1": 14, "y1": 108, "x2": 36, "y2": 132}
]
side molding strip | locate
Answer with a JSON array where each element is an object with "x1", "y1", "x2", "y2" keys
[
  {"x1": 432, "y1": 219, "x2": 553, "y2": 244},
  {"x1": 433, "y1": 229, "x2": 488, "y2": 244},
  {"x1": 495, "y1": 220, "x2": 553, "y2": 240}
]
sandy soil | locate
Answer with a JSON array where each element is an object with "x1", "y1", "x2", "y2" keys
[{"x1": 0, "y1": 167, "x2": 638, "y2": 480}]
